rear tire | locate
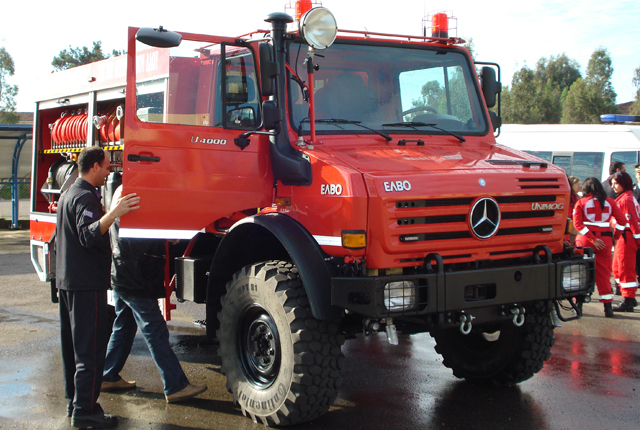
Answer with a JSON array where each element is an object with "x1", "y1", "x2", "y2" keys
[
  {"x1": 433, "y1": 311, "x2": 555, "y2": 386},
  {"x1": 217, "y1": 261, "x2": 344, "y2": 426}
]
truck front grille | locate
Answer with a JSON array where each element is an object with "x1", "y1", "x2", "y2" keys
[{"x1": 382, "y1": 178, "x2": 567, "y2": 261}]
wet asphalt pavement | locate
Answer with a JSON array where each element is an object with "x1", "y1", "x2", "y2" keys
[{"x1": 1, "y1": 228, "x2": 639, "y2": 429}]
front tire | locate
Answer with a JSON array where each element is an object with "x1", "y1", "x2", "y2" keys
[
  {"x1": 217, "y1": 261, "x2": 344, "y2": 426},
  {"x1": 432, "y1": 311, "x2": 555, "y2": 386}
]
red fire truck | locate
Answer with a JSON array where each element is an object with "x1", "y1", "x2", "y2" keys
[{"x1": 30, "y1": 3, "x2": 595, "y2": 425}]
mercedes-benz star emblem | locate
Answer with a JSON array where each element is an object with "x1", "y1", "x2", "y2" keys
[{"x1": 470, "y1": 197, "x2": 501, "y2": 239}]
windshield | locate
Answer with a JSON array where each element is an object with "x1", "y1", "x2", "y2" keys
[{"x1": 288, "y1": 41, "x2": 487, "y2": 137}]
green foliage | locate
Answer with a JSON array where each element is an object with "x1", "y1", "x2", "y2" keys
[
  {"x1": 0, "y1": 47, "x2": 19, "y2": 124},
  {"x1": 502, "y1": 53, "x2": 581, "y2": 124},
  {"x1": 0, "y1": 181, "x2": 29, "y2": 200},
  {"x1": 560, "y1": 78, "x2": 592, "y2": 123},
  {"x1": 630, "y1": 64, "x2": 640, "y2": 116},
  {"x1": 52, "y1": 41, "x2": 124, "y2": 71},
  {"x1": 463, "y1": 37, "x2": 476, "y2": 61},
  {"x1": 410, "y1": 67, "x2": 472, "y2": 123},
  {"x1": 561, "y1": 48, "x2": 617, "y2": 123}
]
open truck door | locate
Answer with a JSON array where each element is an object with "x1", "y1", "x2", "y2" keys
[{"x1": 120, "y1": 27, "x2": 273, "y2": 239}]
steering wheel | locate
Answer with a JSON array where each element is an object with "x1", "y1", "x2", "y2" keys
[{"x1": 400, "y1": 106, "x2": 437, "y2": 118}]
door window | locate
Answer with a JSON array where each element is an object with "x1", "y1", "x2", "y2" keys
[
  {"x1": 134, "y1": 40, "x2": 260, "y2": 130},
  {"x1": 217, "y1": 46, "x2": 261, "y2": 130}
]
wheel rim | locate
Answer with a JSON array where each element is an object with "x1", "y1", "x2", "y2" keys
[{"x1": 238, "y1": 305, "x2": 281, "y2": 388}]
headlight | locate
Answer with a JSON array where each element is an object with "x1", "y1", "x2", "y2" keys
[
  {"x1": 384, "y1": 281, "x2": 417, "y2": 312},
  {"x1": 299, "y1": 7, "x2": 337, "y2": 50},
  {"x1": 562, "y1": 264, "x2": 587, "y2": 292}
]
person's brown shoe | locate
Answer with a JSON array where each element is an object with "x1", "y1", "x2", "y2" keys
[
  {"x1": 101, "y1": 378, "x2": 136, "y2": 392},
  {"x1": 165, "y1": 383, "x2": 207, "y2": 403}
]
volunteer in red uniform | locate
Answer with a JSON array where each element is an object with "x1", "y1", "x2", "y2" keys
[
  {"x1": 610, "y1": 171, "x2": 640, "y2": 312},
  {"x1": 573, "y1": 177, "x2": 626, "y2": 317}
]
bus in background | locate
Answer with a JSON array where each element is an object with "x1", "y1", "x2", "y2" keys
[{"x1": 496, "y1": 119, "x2": 640, "y2": 185}]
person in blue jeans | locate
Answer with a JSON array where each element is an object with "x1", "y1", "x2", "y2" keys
[{"x1": 102, "y1": 185, "x2": 207, "y2": 403}]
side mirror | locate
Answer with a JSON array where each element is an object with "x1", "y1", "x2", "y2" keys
[
  {"x1": 227, "y1": 107, "x2": 257, "y2": 129},
  {"x1": 481, "y1": 66, "x2": 501, "y2": 108},
  {"x1": 136, "y1": 27, "x2": 182, "y2": 48},
  {"x1": 262, "y1": 100, "x2": 281, "y2": 130},
  {"x1": 489, "y1": 111, "x2": 502, "y2": 131},
  {"x1": 259, "y1": 43, "x2": 278, "y2": 97}
]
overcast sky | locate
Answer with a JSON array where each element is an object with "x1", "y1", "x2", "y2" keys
[{"x1": 2, "y1": 0, "x2": 639, "y2": 113}]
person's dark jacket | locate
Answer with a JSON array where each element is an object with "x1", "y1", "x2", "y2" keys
[
  {"x1": 110, "y1": 217, "x2": 166, "y2": 299},
  {"x1": 55, "y1": 178, "x2": 111, "y2": 290},
  {"x1": 603, "y1": 174, "x2": 618, "y2": 199}
]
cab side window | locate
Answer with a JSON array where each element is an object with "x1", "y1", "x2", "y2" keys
[{"x1": 135, "y1": 40, "x2": 217, "y2": 127}]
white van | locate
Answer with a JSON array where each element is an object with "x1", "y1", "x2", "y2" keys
[{"x1": 496, "y1": 123, "x2": 640, "y2": 184}]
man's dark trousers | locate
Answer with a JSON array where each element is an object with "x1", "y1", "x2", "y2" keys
[{"x1": 59, "y1": 289, "x2": 110, "y2": 416}]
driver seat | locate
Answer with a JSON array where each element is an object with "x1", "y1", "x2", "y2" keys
[{"x1": 315, "y1": 73, "x2": 377, "y2": 121}]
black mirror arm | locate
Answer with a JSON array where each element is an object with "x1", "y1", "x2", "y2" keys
[{"x1": 234, "y1": 130, "x2": 277, "y2": 150}]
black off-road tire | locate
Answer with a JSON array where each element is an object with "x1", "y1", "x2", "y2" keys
[
  {"x1": 217, "y1": 261, "x2": 345, "y2": 426},
  {"x1": 432, "y1": 312, "x2": 555, "y2": 386}
]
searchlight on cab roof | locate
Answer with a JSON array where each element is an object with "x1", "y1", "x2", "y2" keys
[
  {"x1": 299, "y1": 7, "x2": 338, "y2": 50},
  {"x1": 285, "y1": 1, "x2": 337, "y2": 50}
]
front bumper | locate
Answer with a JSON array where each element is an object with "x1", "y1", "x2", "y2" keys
[{"x1": 331, "y1": 252, "x2": 595, "y2": 320}]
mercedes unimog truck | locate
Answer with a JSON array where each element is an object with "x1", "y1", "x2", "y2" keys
[{"x1": 30, "y1": 3, "x2": 595, "y2": 425}]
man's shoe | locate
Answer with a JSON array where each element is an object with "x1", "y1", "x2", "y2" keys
[
  {"x1": 166, "y1": 383, "x2": 208, "y2": 403},
  {"x1": 613, "y1": 298, "x2": 635, "y2": 312},
  {"x1": 614, "y1": 284, "x2": 621, "y2": 295},
  {"x1": 604, "y1": 302, "x2": 614, "y2": 318},
  {"x1": 67, "y1": 403, "x2": 73, "y2": 417},
  {"x1": 101, "y1": 378, "x2": 136, "y2": 392},
  {"x1": 71, "y1": 412, "x2": 117, "y2": 429}
]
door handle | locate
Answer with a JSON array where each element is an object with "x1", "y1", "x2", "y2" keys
[{"x1": 128, "y1": 154, "x2": 161, "y2": 162}]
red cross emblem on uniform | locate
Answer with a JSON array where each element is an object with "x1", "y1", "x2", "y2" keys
[{"x1": 585, "y1": 198, "x2": 611, "y2": 222}]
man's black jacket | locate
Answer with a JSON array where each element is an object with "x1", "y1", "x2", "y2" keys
[
  {"x1": 110, "y1": 217, "x2": 166, "y2": 299},
  {"x1": 55, "y1": 178, "x2": 111, "y2": 290}
]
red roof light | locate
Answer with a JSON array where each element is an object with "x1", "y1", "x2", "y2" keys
[
  {"x1": 432, "y1": 12, "x2": 448, "y2": 38},
  {"x1": 296, "y1": 0, "x2": 313, "y2": 21}
]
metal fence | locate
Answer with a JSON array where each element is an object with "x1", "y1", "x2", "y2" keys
[{"x1": 0, "y1": 177, "x2": 31, "y2": 221}]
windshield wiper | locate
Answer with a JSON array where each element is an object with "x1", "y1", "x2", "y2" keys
[
  {"x1": 302, "y1": 118, "x2": 393, "y2": 142},
  {"x1": 381, "y1": 121, "x2": 466, "y2": 143}
]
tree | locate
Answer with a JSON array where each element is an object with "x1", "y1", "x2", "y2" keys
[
  {"x1": 562, "y1": 48, "x2": 617, "y2": 123},
  {"x1": 560, "y1": 78, "x2": 592, "y2": 123},
  {"x1": 0, "y1": 47, "x2": 19, "y2": 124},
  {"x1": 630, "y1": 64, "x2": 640, "y2": 116},
  {"x1": 536, "y1": 54, "x2": 581, "y2": 92},
  {"x1": 52, "y1": 41, "x2": 125, "y2": 71},
  {"x1": 501, "y1": 65, "x2": 540, "y2": 124},
  {"x1": 502, "y1": 54, "x2": 581, "y2": 124},
  {"x1": 463, "y1": 37, "x2": 476, "y2": 61}
]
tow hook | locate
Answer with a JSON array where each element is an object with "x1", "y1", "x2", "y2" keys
[
  {"x1": 510, "y1": 306, "x2": 526, "y2": 327},
  {"x1": 362, "y1": 318, "x2": 381, "y2": 336},
  {"x1": 459, "y1": 313, "x2": 475, "y2": 335}
]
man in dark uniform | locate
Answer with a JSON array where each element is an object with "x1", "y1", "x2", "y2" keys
[
  {"x1": 603, "y1": 161, "x2": 626, "y2": 199},
  {"x1": 56, "y1": 146, "x2": 139, "y2": 429}
]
